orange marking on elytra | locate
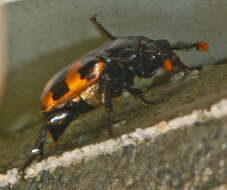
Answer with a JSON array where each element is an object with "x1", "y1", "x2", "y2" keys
[
  {"x1": 42, "y1": 91, "x2": 56, "y2": 111},
  {"x1": 41, "y1": 61, "x2": 105, "y2": 111},
  {"x1": 65, "y1": 61, "x2": 105, "y2": 94}
]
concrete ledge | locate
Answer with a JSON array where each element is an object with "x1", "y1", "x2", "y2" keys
[
  {"x1": 1, "y1": 61, "x2": 227, "y2": 189},
  {"x1": 1, "y1": 95, "x2": 227, "y2": 189}
]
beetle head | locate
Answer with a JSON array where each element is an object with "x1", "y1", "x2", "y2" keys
[
  {"x1": 136, "y1": 39, "x2": 176, "y2": 78},
  {"x1": 140, "y1": 39, "x2": 190, "y2": 77}
]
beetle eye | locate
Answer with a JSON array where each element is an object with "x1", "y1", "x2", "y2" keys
[{"x1": 163, "y1": 59, "x2": 173, "y2": 71}]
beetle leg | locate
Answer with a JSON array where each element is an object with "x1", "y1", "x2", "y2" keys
[
  {"x1": 127, "y1": 87, "x2": 159, "y2": 106},
  {"x1": 104, "y1": 82, "x2": 113, "y2": 112},
  {"x1": 21, "y1": 124, "x2": 47, "y2": 179},
  {"x1": 103, "y1": 77, "x2": 113, "y2": 135},
  {"x1": 172, "y1": 54, "x2": 191, "y2": 73},
  {"x1": 172, "y1": 41, "x2": 208, "y2": 73}
]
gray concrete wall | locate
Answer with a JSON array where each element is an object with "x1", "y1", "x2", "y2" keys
[{"x1": 0, "y1": 0, "x2": 226, "y2": 137}]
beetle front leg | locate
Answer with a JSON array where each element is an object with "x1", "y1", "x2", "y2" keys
[
  {"x1": 21, "y1": 124, "x2": 48, "y2": 179},
  {"x1": 127, "y1": 87, "x2": 159, "y2": 106},
  {"x1": 171, "y1": 54, "x2": 191, "y2": 73},
  {"x1": 103, "y1": 77, "x2": 114, "y2": 136}
]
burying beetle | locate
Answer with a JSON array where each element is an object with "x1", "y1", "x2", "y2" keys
[{"x1": 21, "y1": 15, "x2": 208, "y2": 178}]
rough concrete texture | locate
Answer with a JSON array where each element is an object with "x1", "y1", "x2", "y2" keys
[
  {"x1": 0, "y1": 0, "x2": 227, "y2": 132},
  {"x1": 0, "y1": 61, "x2": 227, "y2": 189}
]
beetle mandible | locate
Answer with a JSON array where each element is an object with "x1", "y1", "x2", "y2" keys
[{"x1": 21, "y1": 15, "x2": 208, "y2": 177}]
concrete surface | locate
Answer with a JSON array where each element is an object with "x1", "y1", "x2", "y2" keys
[
  {"x1": 0, "y1": 0, "x2": 227, "y2": 132},
  {"x1": 0, "y1": 61, "x2": 227, "y2": 189}
]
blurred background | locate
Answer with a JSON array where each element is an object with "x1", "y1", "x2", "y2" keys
[
  {"x1": 0, "y1": 0, "x2": 226, "y2": 172},
  {"x1": 0, "y1": 1, "x2": 7, "y2": 104}
]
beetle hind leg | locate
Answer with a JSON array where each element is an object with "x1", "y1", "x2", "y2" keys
[{"x1": 21, "y1": 124, "x2": 48, "y2": 179}]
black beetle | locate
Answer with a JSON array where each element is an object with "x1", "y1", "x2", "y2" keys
[{"x1": 21, "y1": 15, "x2": 208, "y2": 177}]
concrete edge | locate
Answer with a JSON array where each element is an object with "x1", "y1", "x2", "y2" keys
[{"x1": 0, "y1": 98, "x2": 227, "y2": 187}]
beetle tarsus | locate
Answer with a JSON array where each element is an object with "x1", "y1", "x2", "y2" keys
[
  {"x1": 20, "y1": 152, "x2": 42, "y2": 180},
  {"x1": 21, "y1": 124, "x2": 47, "y2": 179},
  {"x1": 127, "y1": 88, "x2": 158, "y2": 106}
]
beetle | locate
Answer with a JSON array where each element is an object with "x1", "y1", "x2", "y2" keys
[{"x1": 21, "y1": 15, "x2": 208, "y2": 177}]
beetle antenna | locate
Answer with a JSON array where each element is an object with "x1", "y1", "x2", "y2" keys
[
  {"x1": 172, "y1": 41, "x2": 208, "y2": 52},
  {"x1": 90, "y1": 14, "x2": 116, "y2": 40}
]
